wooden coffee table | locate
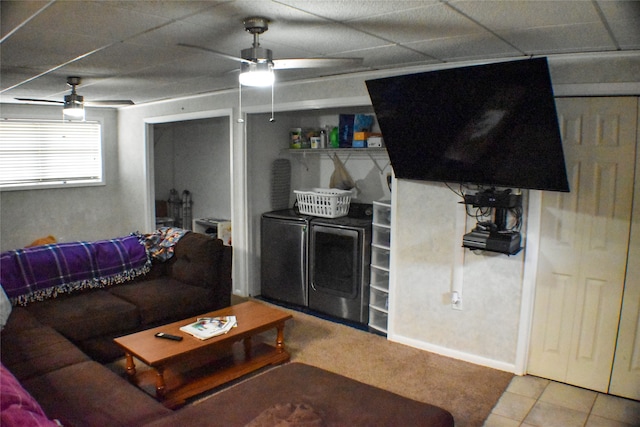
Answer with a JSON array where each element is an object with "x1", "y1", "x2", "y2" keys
[{"x1": 114, "y1": 301, "x2": 292, "y2": 408}]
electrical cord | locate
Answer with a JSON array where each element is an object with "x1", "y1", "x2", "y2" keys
[{"x1": 447, "y1": 183, "x2": 523, "y2": 232}]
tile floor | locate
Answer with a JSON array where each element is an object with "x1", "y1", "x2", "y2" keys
[{"x1": 484, "y1": 375, "x2": 640, "y2": 427}]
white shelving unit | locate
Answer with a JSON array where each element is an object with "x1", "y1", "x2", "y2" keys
[
  {"x1": 192, "y1": 218, "x2": 232, "y2": 245},
  {"x1": 369, "y1": 200, "x2": 391, "y2": 335}
]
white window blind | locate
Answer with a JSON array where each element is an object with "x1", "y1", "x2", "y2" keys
[{"x1": 0, "y1": 119, "x2": 103, "y2": 190}]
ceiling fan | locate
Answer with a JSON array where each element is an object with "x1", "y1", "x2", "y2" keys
[
  {"x1": 15, "y1": 76, "x2": 135, "y2": 108},
  {"x1": 179, "y1": 16, "x2": 364, "y2": 87}
]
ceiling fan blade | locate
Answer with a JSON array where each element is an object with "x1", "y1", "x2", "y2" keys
[
  {"x1": 85, "y1": 100, "x2": 135, "y2": 107},
  {"x1": 178, "y1": 43, "x2": 252, "y2": 64},
  {"x1": 15, "y1": 98, "x2": 63, "y2": 105},
  {"x1": 272, "y1": 57, "x2": 363, "y2": 70},
  {"x1": 16, "y1": 97, "x2": 133, "y2": 107}
]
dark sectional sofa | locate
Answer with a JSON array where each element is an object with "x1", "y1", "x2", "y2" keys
[
  {"x1": 0, "y1": 232, "x2": 454, "y2": 427},
  {"x1": 8, "y1": 231, "x2": 233, "y2": 363}
]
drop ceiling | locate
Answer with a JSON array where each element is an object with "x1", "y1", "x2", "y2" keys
[{"x1": 1, "y1": 0, "x2": 639, "y2": 107}]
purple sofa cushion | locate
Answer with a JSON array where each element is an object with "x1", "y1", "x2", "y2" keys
[{"x1": 0, "y1": 363, "x2": 59, "y2": 427}]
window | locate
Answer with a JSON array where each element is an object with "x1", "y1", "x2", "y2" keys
[{"x1": 0, "y1": 119, "x2": 103, "y2": 190}]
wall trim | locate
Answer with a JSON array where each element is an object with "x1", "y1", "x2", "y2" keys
[
  {"x1": 141, "y1": 109, "x2": 243, "y2": 294},
  {"x1": 389, "y1": 333, "x2": 517, "y2": 374},
  {"x1": 516, "y1": 190, "x2": 543, "y2": 375},
  {"x1": 143, "y1": 108, "x2": 233, "y2": 232}
]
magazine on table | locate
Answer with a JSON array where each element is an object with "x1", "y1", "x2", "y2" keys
[{"x1": 179, "y1": 315, "x2": 237, "y2": 340}]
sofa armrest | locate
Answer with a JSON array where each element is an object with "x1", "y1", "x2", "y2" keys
[{"x1": 167, "y1": 232, "x2": 232, "y2": 309}]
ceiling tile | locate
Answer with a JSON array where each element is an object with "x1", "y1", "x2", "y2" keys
[
  {"x1": 260, "y1": 22, "x2": 393, "y2": 57},
  {"x1": 0, "y1": 28, "x2": 115, "y2": 76},
  {"x1": 24, "y1": 1, "x2": 171, "y2": 43},
  {"x1": 451, "y1": 0, "x2": 603, "y2": 30},
  {"x1": 347, "y1": 44, "x2": 440, "y2": 69},
  {"x1": 275, "y1": 0, "x2": 439, "y2": 22},
  {"x1": 408, "y1": 33, "x2": 523, "y2": 62},
  {"x1": 502, "y1": 23, "x2": 619, "y2": 55},
  {"x1": 0, "y1": 0, "x2": 51, "y2": 39},
  {"x1": 108, "y1": 0, "x2": 225, "y2": 20},
  {"x1": 597, "y1": 0, "x2": 640, "y2": 48},
  {"x1": 348, "y1": 2, "x2": 487, "y2": 44}
]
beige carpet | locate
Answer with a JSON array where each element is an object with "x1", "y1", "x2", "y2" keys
[
  {"x1": 252, "y1": 299, "x2": 513, "y2": 427},
  {"x1": 109, "y1": 297, "x2": 512, "y2": 426}
]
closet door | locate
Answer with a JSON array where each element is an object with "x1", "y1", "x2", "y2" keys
[
  {"x1": 609, "y1": 99, "x2": 640, "y2": 400},
  {"x1": 528, "y1": 97, "x2": 637, "y2": 392}
]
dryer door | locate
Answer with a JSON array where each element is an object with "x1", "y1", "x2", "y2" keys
[{"x1": 308, "y1": 224, "x2": 369, "y2": 324}]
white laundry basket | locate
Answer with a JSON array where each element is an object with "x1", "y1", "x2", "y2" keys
[{"x1": 294, "y1": 188, "x2": 352, "y2": 218}]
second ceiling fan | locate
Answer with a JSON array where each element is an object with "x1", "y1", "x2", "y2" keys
[
  {"x1": 179, "y1": 16, "x2": 364, "y2": 87},
  {"x1": 16, "y1": 76, "x2": 135, "y2": 107}
]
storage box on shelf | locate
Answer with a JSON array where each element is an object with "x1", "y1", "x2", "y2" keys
[
  {"x1": 369, "y1": 200, "x2": 391, "y2": 335},
  {"x1": 279, "y1": 108, "x2": 390, "y2": 177}
]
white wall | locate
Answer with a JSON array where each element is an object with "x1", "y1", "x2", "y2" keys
[
  {"x1": 389, "y1": 180, "x2": 527, "y2": 370},
  {"x1": 0, "y1": 104, "x2": 125, "y2": 251}
]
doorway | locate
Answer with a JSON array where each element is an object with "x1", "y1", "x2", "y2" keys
[{"x1": 152, "y1": 117, "x2": 231, "y2": 230}]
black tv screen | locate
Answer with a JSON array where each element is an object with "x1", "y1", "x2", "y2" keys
[{"x1": 365, "y1": 57, "x2": 570, "y2": 192}]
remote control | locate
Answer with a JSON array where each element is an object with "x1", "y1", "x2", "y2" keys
[{"x1": 155, "y1": 332, "x2": 183, "y2": 341}]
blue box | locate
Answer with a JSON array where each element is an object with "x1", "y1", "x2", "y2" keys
[
  {"x1": 352, "y1": 139, "x2": 366, "y2": 148},
  {"x1": 339, "y1": 114, "x2": 374, "y2": 148}
]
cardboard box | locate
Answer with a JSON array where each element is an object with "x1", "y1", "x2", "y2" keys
[
  {"x1": 367, "y1": 135, "x2": 384, "y2": 147},
  {"x1": 353, "y1": 132, "x2": 382, "y2": 140}
]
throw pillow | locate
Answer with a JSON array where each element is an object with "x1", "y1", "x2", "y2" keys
[{"x1": 26, "y1": 235, "x2": 57, "y2": 248}]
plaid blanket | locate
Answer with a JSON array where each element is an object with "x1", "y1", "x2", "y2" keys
[
  {"x1": 0, "y1": 235, "x2": 150, "y2": 306},
  {"x1": 138, "y1": 227, "x2": 189, "y2": 262}
]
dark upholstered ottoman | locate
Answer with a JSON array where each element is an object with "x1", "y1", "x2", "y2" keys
[{"x1": 145, "y1": 363, "x2": 454, "y2": 427}]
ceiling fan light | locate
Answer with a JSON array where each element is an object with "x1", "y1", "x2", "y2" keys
[
  {"x1": 239, "y1": 61, "x2": 274, "y2": 87},
  {"x1": 63, "y1": 93, "x2": 85, "y2": 120}
]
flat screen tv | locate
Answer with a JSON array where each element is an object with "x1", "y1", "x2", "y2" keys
[{"x1": 365, "y1": 57, "x2": 570, "y2": 192}]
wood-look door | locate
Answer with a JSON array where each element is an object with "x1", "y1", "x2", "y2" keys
[{"x1": 528, "y1": 97, "x2": 637, "y2": 393}]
